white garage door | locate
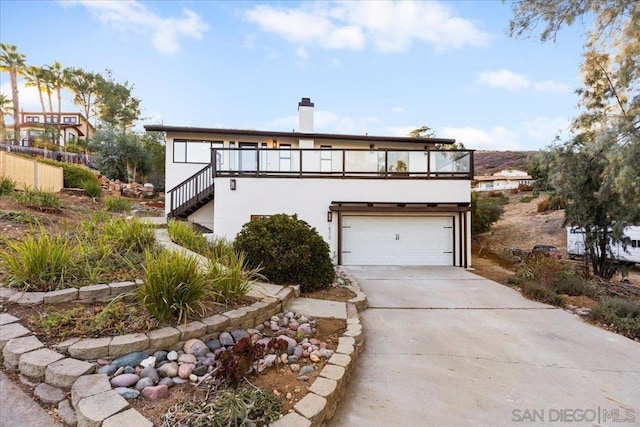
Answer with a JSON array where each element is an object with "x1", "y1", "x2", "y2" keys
[{"x1": 341, "y1": 216, "x2": 453, "y2": 266}]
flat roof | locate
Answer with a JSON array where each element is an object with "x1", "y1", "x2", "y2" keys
[{"x1": 143, "y1": 125, "x2": 457, "y2": 145}]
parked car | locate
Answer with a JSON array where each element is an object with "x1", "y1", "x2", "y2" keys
[{"x1": 530, "y1": 245, "x2": 563, "y2": 260}]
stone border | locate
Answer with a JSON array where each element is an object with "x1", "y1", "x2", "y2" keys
[
  {"x1": 1, "y1": 280, "x2": 142, "y2": 306},
  {"x1": 1, "y1": 261, "x2": 368, "y2": 426}
]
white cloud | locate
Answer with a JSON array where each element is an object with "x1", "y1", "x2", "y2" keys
[
  {"x1": 477, "y1": 69, "x2": 570, "y2": 93},
  {"x1": 61, "y1": 1, "x2": 208, "y2": 55},
  {"x1": 244, "y1": 1, "x2": 489, "y2": 54},
  {"x1": 1, "y1": 81, "x2": 74, "y2": 115},
  {"x1": 523, "y1": 116, "x2": 571, "y2": 142},
  {"x1": 440, "y1": 126, "x2": 521, "y2": 150}
]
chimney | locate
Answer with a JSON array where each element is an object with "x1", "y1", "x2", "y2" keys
[{"x1": 298, "y1": 97, "x2": 314, "y2": 133}]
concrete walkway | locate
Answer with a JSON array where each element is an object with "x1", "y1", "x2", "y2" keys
[
  {"x1": 0, "y1": 370, "x2": 61, "y2": 426},
  {"x1": 330, "y1": 266, "x2": 640, "y2": 427}
]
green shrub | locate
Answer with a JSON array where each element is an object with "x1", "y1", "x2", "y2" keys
[
  {"x1": 39, "y1": 159, "x2": 98, "y2": 189},
  {"x1": 537, "y1": 198, "x2": 551, "y2": 212},
  {"x1": 0, "y1": 226, "x2": 74, "y2": 291},
  {"x1": 234, "y1": 214, "x2": 334, "y2": 293},
  {"x1": 0, "y1": 176, "x2": 16, "y2": 196},
  {"x1": 167, "y1": 219, "x2": 209, "y2": 254},
  {"x1": 104, "y1": 196, "x2": 133, "y2": 212},
  {"x1": 209, "y1": 249, "x2": 262, "y2": 304},
  {"x1": 518, "y1": 183, "x2": 534, "y2": 192},
  {"x1": 471, "y1": 192, "x2": 505, "y2": 234},
  {"x1": 517, "y1": 255, "x2": 564, "y2": 287},
  {"x1": 140, "y1": 249, "x2": 209, "y2": 322},
  {"x1": 589, "y1": 298, "x2": 640, "y2": 339},
  {"x1": 519, "y1": 195, "x2": 534, "y2": 203},
  {"x1": 14, "y1": 188, "x2": 61, "y2": 209},
  {"x1": 81, "y1": 179, "x2": 102, "y2": 198},
  {"x1": 555, "y1": 273, "x2": 600, "y2": 299},
  {"x1": 102, "y1": 217, "x2": 156, "y2": 253},
  {"x1": 518, "y1": 280, "x2": 564, "y2": 306}
]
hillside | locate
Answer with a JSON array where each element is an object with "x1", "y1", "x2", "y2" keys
[{"x1": 474, "y1": 150, "x2": 538, "y2": 176}]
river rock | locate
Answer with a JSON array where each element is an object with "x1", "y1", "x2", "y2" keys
[
  {"x1": 140, "y1": 366, "x2": 160, "y2": 383},
  {"x1": 110, "y1": 373, "x2": 140, "y2": 388},
  {"x1": 206, "y1": 339, "x2": 221, "y2": 351},
  {"x1": 231, "y1": 329, "x2": 249, "y2": 342},
  {"x1": 178, "y1": 363, "x2": 195, "y2": 379},
  {"x1": 167, "y1": 350, "x2": 179, "y2": 361},
  {"x1": 219, "y1": 332, "x2": 234, "y2": 346},
  {"x1": 112, "y1": 352, "x2": 149, "y2": 368},
  {"x1": 192, "y1": 365, "x2": 207, "y2": 376},
  {"x1": 140, "y1": 356, "x2": 156, "y2": 368},
  {"x1": 277, "y1": 336, "x2": 298, "y2": 355},
  {"x1": 177, "y1": 353, "x2": 196, "y2": 364},
  {"x1": 135, "y1": 377, "x2": 155, "y2": 391},
  {"x1": 298, "y1": 324, "x2": 313, "y2": 336},
  {"x1": 184, "y1": 339, "x2": 208, "y2": 357},
  {"x1": 158, "y1": 377, "x2": 174, "y2": 388},
  {"x1": 97, "y1": 365, "x2": 118, "y2": 376},
  {"x1": 158, "y1": 362, "x2": 178, "y2": 378},
  {"x1": 113, "y1": 387, "x2": 140, "y2": 399},
  {"x1": 141, "y1": 385, "x2": 168, "y2": 400},
  {"x1": 153, "y1": 351, "x2": 168, "y2": 362},
  {"x1": 300, "y1": 365, "x2": 315, "y2": 375}
]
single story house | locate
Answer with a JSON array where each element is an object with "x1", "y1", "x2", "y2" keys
[
  {"x1": 145, "y1": 98, "x2": 474, "y2": 267},
  {"x1": 473, "y1": 169, "x2": 532, "y2": 192}
]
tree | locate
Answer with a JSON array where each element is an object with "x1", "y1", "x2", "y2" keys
[
  {"x1": 508, "y1": 0, "x2": 640, "y2": 278},
  {"x1": 471, "y1": 192, "x2": 505, "y2": 234},
  {"x1": 24, "y1": 65, "x2": 47, "y2": 118},
  {"x1": 0, "y1": 43, "x2": 26, "y2": 144},
  {"x1": 409, "y1": 125, "x2": 466, "y2": 149},
  {"x1": 96, "y1": 70, "x2": 141, "y2": 130},
  {"x1": 141, "y1": 131, "x2": 165, "y2": 188},
  {"x1": 45, "y1": 61, "x2": 66, "y2": 146},
  {"x1": 65, "y1": 68, "x2": 104, "y2": 154},
  {"x1": 90, "y1": 125, "x2": 149, "y2": 183},
  {"x1": 0, "y1": 93, "x2": 12, "y2": 143}
]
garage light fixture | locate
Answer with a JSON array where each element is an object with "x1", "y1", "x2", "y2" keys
[
  {"x1": 230, "y1": 179, "x2": 236, "y2": 191},
  {"x1": 327, "y1": 211, "x2": 333, "y2": 222}
]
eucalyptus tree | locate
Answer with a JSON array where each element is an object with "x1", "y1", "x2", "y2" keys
[
  {"x1": 508, "y1": 0, "x2": 640, "y2": 277},
  {"x1": 0, "y1": 43, "x2": 26, "y2": 144},
  {"x1": 96, "y1": 70, "x2": 141, "y2": 131},
  {"x1": 65, "y1": 68, "x2": 104, "y2": 153}
]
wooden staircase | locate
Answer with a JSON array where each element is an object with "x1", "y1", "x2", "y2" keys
[{"x1": 167, "y1": 164, "x2": 214, "y2": 219}]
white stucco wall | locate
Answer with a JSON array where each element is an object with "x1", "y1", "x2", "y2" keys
[{"x1": 212, "y1": 177, "x2": 470, "y2": 264}]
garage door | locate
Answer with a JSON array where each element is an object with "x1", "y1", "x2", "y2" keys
[{"x1": 341, "y1": 216, "x2": 453, "y2": 265}]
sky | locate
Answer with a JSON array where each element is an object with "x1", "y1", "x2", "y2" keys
[{"x1": 0, "y1": 1, "x2": 590, "y2": 151}]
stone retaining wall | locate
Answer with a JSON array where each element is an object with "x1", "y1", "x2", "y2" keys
[{"x1": 1, "y1": 281, "x2": 366, "y2": 427}]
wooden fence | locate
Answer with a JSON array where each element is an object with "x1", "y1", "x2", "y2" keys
[{"x1": 0, "y1": 151, "x2": 64, "y2": 192}]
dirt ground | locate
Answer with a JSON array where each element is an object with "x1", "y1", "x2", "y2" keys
[{"x1": 472, "y1": 191, "x2": 640, "y2": 290}]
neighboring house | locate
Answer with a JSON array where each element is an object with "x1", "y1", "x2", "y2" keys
[
  {"x1": 145, "y1": 98, "x2": 474, "y2": 267},
  {"x1": 17, "y1": 111, "x2": 95, "y2": 147},
  {"x1": 473, "y1": 169, "x2": 532, "y2": 192}
]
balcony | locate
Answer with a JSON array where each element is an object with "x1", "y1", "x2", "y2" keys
[{"x1": 212, "y1": 148, "x2": 473, "y2": 180}]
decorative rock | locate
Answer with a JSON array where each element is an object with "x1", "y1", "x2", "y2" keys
[
  {"x1": 98, "y1": 365, "x2": 119, "y2": 376},
  {"x1": 135, "y1": 377, "x2": 155, "y2": 391},
  {"x1": 297, "y1": 375, "x2": 309, "y2": 381},
  {"x1": 183, "y1": 338, "x2": 209, "y2": 357},
  {"x1": 230, "y1": 329, "x2": 249, "y2": 342},
  {"x1": 289, "y1": 321, "x2": 299, "y2": 331},
  {"x1": 141, "y1": 384, "x2": 168, "y2": 400},
  {"x1": 34, "y1": 382, "x2": 65, "y2": 404},
  {"x1": 177, "y1": 353, "x2": 196, "y2": 364},
  {"x1": 123, "y1": 366, "x2": 136, "y2": 374},
  {"x1": 172, "y1": 377, "x2": 187, "y2": 385},
  {"x1": 206, "y1": 339, "x2": 221, "y2": 351},
  {"x1": 219, "y1": 332, "x2": 234, "y2": 346},
  {"x1": 167, "y1": 350, "x2": 178, "y2": 361},
  {"x1": 178, "y1": 363, "x2": 195, "y2": 379},
  {"x1": 280, "y1": 353, "x2": 289, "y2": 364},
  {"x1": 290, "y1": 364, "x2": 301, "y2": 373},
  {"x1": 158, "y1": 362, "x2": 178, "y2": 378},
  {"x1": 139, "y1": 356, "x2": 156, "y2": 369},
  {"x1": 263, "y1": 354, "x2": 277, "y2": 368},
  {"x1": 110, "y1": 373, "x2": 140, "y2": 388},
  {"x1": 288, "y1": 355, "x2": 299, "y2": 364},
  {"x1": 192, "y1": 365, "x2": 207, "y2": 376},
  {"x1": 277, "y1": 336, "x2": 298, "y2": 355},
  {"x1": 158, "y1": 377, "x2": 174, "y2": 388},
  {"x1": 189, "y1": 374, "x2": 198, "y2": 382},
  {"x1": 113, "y1": 387, "x2": 140, "y2": 399},
  {"x1": 153, "y1": 350, "x2": 168, "y2": 362},
  {"x1": 298, "y1": 324, "x2": 313, "y2": 336},
  {"x1": 140, "y1": 366, "x2": 160, "y2": 383},
  {"x1": 112, "y1": 352, "x2": 149, "y2": 368},
  {"x1": 58, "y1": 399, "x2": 77, "y2": 427},
  {"x1": 310, "y1": 353, "x2": 320, "y2": 363},
  {"x1": 300, "y1": 365, "x2": 315, "y2": 375}
]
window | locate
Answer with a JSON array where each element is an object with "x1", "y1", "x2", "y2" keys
[
  {"x1": 173, "y1": 139, "x2": 223, "y2": 164},
  {"x1": 320, "y1": 145, "x2": 332, "y2": 172},
  {"x1": 279, "y1": 144, "x2": 291, "y2": 171},
  {"x1": 63, "y1": 116, "x2": 77, "y2": 124},
  {"x1": 239, "y1": 142, "x2": 258, "y2": 171},
  {"x1": 26, "y1": 116, "x2": 39, "y2": 123},
  {"x1": 632, "y1": 240, "x2": 639, "y2": 248},
  {"x1": 45, "y1": 116, "x2": 59, "y2": 124}
]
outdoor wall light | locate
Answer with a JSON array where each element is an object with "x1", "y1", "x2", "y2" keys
[
  {"x1": 327, "y1": 211, "x2": 333, "y2": 222},
  {"x1": 230, "y1": 179, "x2": 236, "y2": 191}
]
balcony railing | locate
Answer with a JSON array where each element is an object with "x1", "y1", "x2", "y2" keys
[{"x1": 212, "y1": 148, "x2": 473, "y2": 179}]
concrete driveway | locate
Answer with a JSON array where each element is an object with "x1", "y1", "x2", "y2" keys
[{"x1": 331, "y1": 266, "x2": 640, "y2": 426}]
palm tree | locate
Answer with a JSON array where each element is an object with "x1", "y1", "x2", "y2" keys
[
  {"x1": 0, "y1": 93, "x2": 13, "y2": 143},
  {"x1": 24, "y1": 65, "x2": 47, "y2": 117},
  {"x1": 46, "y1": 61, "x2": 65, "y2": 146},
  {"x1": 0, "y1": 43, "x2": 26, "y2": 145}
]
